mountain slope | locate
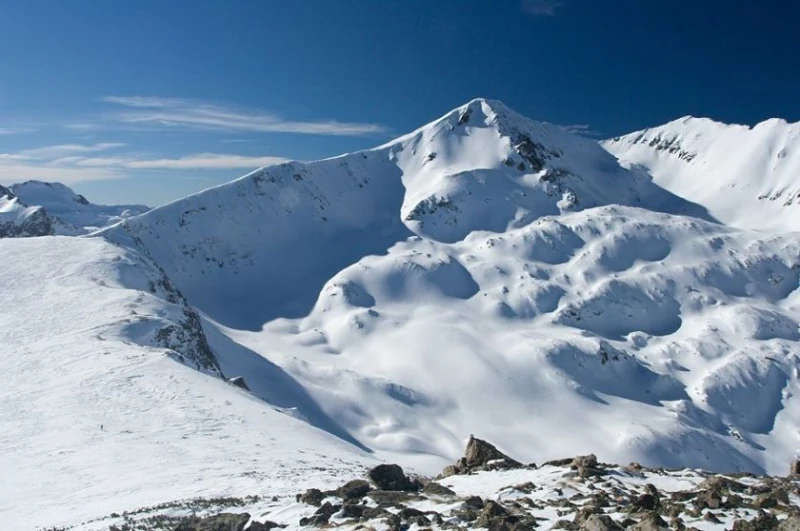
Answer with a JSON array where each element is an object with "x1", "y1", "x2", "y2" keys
[
  {"x1": 602, "y1": 116, "x2": 800, "y2": 232},
  {"x1": 98, "y1": 99, "x2": 800, "y2": 478},
  {"x1": 0, "y1": 236, "x2": 376, "y2": 530}
]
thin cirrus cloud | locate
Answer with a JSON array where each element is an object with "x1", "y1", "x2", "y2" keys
[
  {"x1": 62, "y1": 153, "x2": 290, "y2": 170},
  {"x1": 102, "y1": 96, "x2": 390, "y2": 136},
  {"x1": 1, "y1": 140, "x2": 290, "y2": 185}
]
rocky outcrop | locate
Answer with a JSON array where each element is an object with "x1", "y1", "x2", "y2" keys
[{"x1": 441, "y1": 435, "x2": 525, "y2": 476}]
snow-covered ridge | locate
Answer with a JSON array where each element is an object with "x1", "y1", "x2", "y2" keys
[{"x1": 602, "y1": 116, "x2": 800, "y2": 232}]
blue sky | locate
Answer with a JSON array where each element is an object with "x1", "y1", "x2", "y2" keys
[{"x1": 1, "y1": 0, "x2": 797, "y2": 206}]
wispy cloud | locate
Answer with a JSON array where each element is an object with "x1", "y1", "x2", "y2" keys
[
  {"x1": 20, "y1": 142, "x2": 125, "y2": 159},
  {"x1": 0, "y1": 139, "x2": 288, "y2": 185},
  {"x1": 63, "y1": 153, "x2": 289, "y2": 170},
  {"x1": 102, "y1": 96, "x2": 390, "y2": 136},
  {"x1": 521, "y1": 0, "x2": 564, "y2": 16},
  {"x1": 0, "y1": 126, "x2": 36, "y2": 135},
  {"x1": 558, "y1": 123, "x2": 603, "y2": 138}
]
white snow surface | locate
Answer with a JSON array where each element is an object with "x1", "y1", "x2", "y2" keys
[
  {"x1": 4, "y1": 99, "x2": 800, "y2": 529},
  {"x1": 602, "y1": 116, "x2": 800, "y2": 232},
  {"x1": 0, "y1": 237, "x2": 376, "y2": 531}
]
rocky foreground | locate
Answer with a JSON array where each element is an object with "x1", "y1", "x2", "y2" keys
[{"x1": 69, "y1": 438, "x2": 799, "y2": 531}]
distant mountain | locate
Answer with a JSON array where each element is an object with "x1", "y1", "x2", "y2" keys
[
  {"x1": 0, "y1": 184, "x2": 55, "y2": 237},
  {"x1": 602, "y1": 116, "x2": 800, "y2": 232},
  {"x1": 6, "y1": 180, "x2": 149, "y2": 234}
]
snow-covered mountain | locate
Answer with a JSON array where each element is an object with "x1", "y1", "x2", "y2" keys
[
  {"x1": 103, "y1": 99, "x2": 800, "y2": 473},
  {"x1": 0, "y1": 184, "x2": 55, "y2": 237},
  {"x1": 10, "y1": 180, "x2": 150, "y2": 231},
  {"x1": 4, "y1": 99, "x2": 800, "y2": 530},
  {"x1": 602, "y1": 116, "x2": 800, "y2": 232},
  {"x1": 0, "y1": 180, "x2": 149, "y2": 236}
]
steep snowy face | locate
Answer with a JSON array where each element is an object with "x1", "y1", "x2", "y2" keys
[
  {"x1": 602, "y1": 116, "x2": 800, "y2": 232},
  {"x1": 9, "y1": 180, "x2": 149, "y2": 233},
  {"x1": 105, "y1": 98, "x2": 705, "y2": 328},
  {"x1": 0, "y1": 184, "x2": 54, "y2": 237}
]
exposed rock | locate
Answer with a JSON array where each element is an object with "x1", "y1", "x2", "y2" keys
[
  {"x1": 174, "y1": 512, "x2": 251, "y2": 531},
  {"x1": 336, "y1": 479, "x2": 371, "y2": 500},
  {"x1": 790, "y1": 460, "x2": 800, "y2": 477},
  {"x1": 753, "y1": 492, "x2": 780, "y2": 509},
  {"x1": 365, "y1": 488, "x2": 420, "y2": 507},
  {"x1": 339, "y1": 503, "x2": 365, "y2": 519},
  {"x1": 694, "y1": 489, "x2": 722, "y2": 510},
  {"x1": 544, "y1": 458, "x2": 576, "y2": 468},
  {"x1": 475, "y1": 500, "x2": 510, "y2": 528},
  {"x1": 631, "y1": 513, "x2": 668, "y2": 531},
  {"x1": 423, "y1": 481, "x2": 456, "y2": 497},
  {"x1": 580, "y1": 514, "x2": 623, "y2": 531},
  {"x1": 634, "y1": 493, "x2": 659, "y2": 511},
  {"x1": 733, "y1": 512, "x2": 780, "y2": 531},
  {"x1": 367, "y1": 463, "x2": 418, "y2": 491},
  {"x1": 443, "y1": 435, "x2": 524, "y2": 477},
  {"x1": 247, "y1": 521, "x2": 286, "y2": 531},
  {"x1": 227, "y1": 376, "x2": 249, "y2": 391},
  {"x1": 297, "y1": 488, "x2": 325, "y2": 506},
  {"x1": 299, "y1": 502, "x2": 340, "y2": 527},
  {"x1": 465, "y1": 435, "x2": 522, "y2": 469},
  {"x1": 699, "y1": 476, "x2": 747, "y2": 493},
  {"x1": 779, "y1": 516, "x2": 800, "y2": 531}
]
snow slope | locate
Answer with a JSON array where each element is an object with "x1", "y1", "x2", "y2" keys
[
  {"x1": 0, "y1": 236, "x2": 376, "y2": 531},
  {"x1": 101, "y1": 99, "x2": 800, "y2": 477},
  {"x1": 602, "y1": 116, "x2": 800, "y2": 232},
  {"x1": 8, "y1": 180, "x2": 149, "y2": 234}
]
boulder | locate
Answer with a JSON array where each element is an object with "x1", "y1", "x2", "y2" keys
[
  {"x1": 336, "y1": 479, "x2": 370, "y2": 500},
  {"x1": 790, "y1": 460, "x2": 800, "y2": 477},
  {"x1": 367, "y1": 463, "x2": 418, "y2": 491},
  {"x1": 298, "y1": 502, "x2": 340, "y2": 527},
  {"x1": 631, "y1": 513, "x2": 668, "y2": 531},
  {"x1": 247, "y1": 522, "x2": 286, "y2": 531},
  {"x1": 423, "y1": 481, "x2": 456, "y2": 497},
  {"x1": 464, "y1": 435, "x2": 522, "y2": 470},
  {"x1": 580, "y1": 514, "x2": 623, "y2": 531},
  {"x1": 441, "y1": 435, "x2": 524, "y2": 476},
  {"x1": 297, "y1": 488, "x2": 325, "y2": 506}
]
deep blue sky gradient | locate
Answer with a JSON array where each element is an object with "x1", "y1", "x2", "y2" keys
[{"x1": 0, "y1": 0, "x2": 797, "y2": 205}]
